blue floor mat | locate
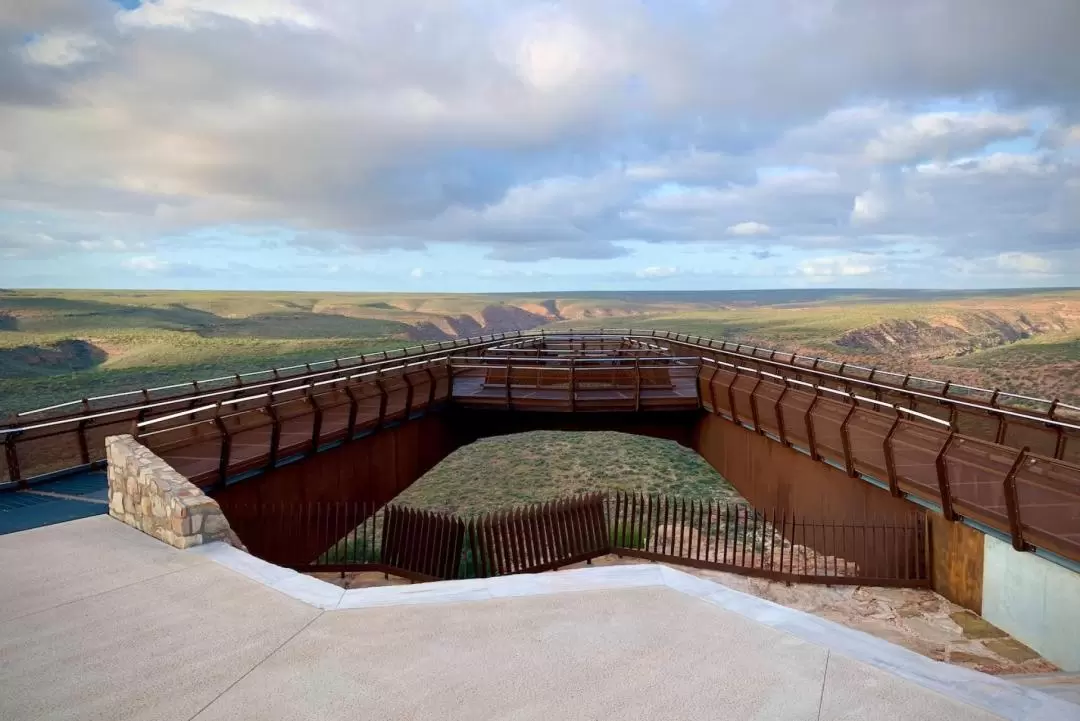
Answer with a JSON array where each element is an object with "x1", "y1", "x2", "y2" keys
[
  {"x1": 33, "y1": 471, "x2": 109, "y2": 500},
  {"x1": 0, "y1": 494, "x2": 105, "y2": 535},
  {"x1": 0, "y1": 470, "x2": 109, "y2": 535}
]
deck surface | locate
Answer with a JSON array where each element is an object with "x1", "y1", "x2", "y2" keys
[{"x1": 2, "y1": 516, "x2": 1071, "y2": 721}]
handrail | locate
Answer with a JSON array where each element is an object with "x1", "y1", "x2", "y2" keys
[
  {"x1": 7, "y1": 327, "x2": 1076, "y2": 425},
  {"x1": 135, "y1": 358, "x2": 443, "y2": 431},
  {"x1": 7, "y1": 330, "x2": 525, "y2": 420},
  {"x1": 694, "y1": 344, "x2": 1080, "y2": 430},
  {"x1": 450, "y1": 356, "x2": 699, "y2": 364},
  {"x1": 1, "y1": 356, "x2": 447, "y2": 436},
  {"x1": 5, "y1": 329, "x2": 1075, "y2": 438},
  {"x1": 700, "y1": 357, "x2": 953, "y2": 428}
]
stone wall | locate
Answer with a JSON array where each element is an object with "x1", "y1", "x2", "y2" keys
[{"x1": 106, "y1": 434, "x2": 244, "y2": 550}]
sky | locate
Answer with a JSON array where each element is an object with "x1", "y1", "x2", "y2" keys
[{"x1": 1, "y1": 0, "x2": 1079, "y2": 293}]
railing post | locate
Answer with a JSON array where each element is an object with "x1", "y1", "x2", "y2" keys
[
  {"x1": 634, "y1": 357, "x2": 641, "y2": 413},
  {"x1": 213, "y1": 414, "x2": 232, "y2": 485},
  {"x1": 727, "y1": 370, "x2": 740, "y2": 425},
  {"x1": 804, "y1": 389, "x2": 822, "y2": 461},
  {"x1": 5, "y1": 432, "x2": 23, "y2": 487},
  {"x1": 76, "y1": 418, "x2": 91, "y2": 465},
  {"x1": 403, "y1": 371, "x2": 415, "y2": 419},
  {"x1": 935, "y1": 432, "x2": 958, "y2": 521},
  {"x1": 774, "y1": 382, "x2": 790, "y2": 446},
  {"x1": 266, "y1": 401, "x2": 282, "y2": 469},
  {"x1": 375, "y1": 372, "x2": 388, "y2": 430},
  {"x1": 425, "y1": 367, "x2": 437, "y2": 408},
  {"x1": 838, "y1": 401, "x2": 858, "y2": 477},
  {"x1": 505, "y1": 357, "x2": 512, "y2": 411},
  {"x1": 883, "y1": 411, "x2": 903, "y2": 497},
  {"x1": 748, "y1": 373, "x2": 764, "y2": 434},
  {"x1": 569, "y1": 358, "x2": 576, "y2": 412},
  {"x1": 308, "y1": 395, "x2": 324, "y2": 453},
  {"x1": 707, "y1": 364, "x2": 721, "y2": 415},
  {"x1": 1003, "y1": 447, "x2": 1030, "y2": 552},
  {"x1": 343, "y1": 386, "x2": 360, "y2": 440}
]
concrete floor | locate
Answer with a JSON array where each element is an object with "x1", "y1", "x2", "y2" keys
[{"x1": 1, "y1": 516, "x2": 1076, "y2": 721}]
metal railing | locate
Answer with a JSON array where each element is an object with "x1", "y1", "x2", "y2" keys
[
  {"x1": 696, "y1": 357, "x2": 1080, "y2": 564},
  {"x1": 225, "y1": 493, "x2": 927, "y2": 587},
  {"x1": 135, "y1": 360, "x2": 453, "y2": 486}
]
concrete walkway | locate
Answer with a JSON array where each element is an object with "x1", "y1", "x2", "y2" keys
[{"x1": 1, "y1": 516, "x2": 1076, "y2": 721}]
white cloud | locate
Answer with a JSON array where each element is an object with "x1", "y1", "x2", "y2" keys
[
  {"x1": 410, "y1": 267, "x2": 425, "y2": 278},
  {"x1": 996, "y1": 252, "x2": 1052, "y2": 274},
  {"x1": 864, "y1": 112, "x2": 1031, "y2": 165},
  {"x1": 850, "y1": 190, "x2": 888, "y2": 225},
  {"x1": 122, "y1": 255, "x2": 169, "y2": 272},
  {"x1": 2, "y1": 0, "x2": 1080, "y2": 287},
  {"x1": 726, "y1": 221, "x2": 771, "y2": 236},
  {"x1": 636, "y1": 265, "x2": 678, "y2": 278},
  {"x1": 798, "y1": 255, "x2": 880, "y2": 278},
  {"x1": 117, "y1": 0, "x2": 322, "y2": 30},
  {"x1": 19, "y1": 31, "x2": 102, "y2": 67}
]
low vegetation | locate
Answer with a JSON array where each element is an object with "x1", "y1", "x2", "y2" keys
[
  {"x1": 394, "y1": 431, "x2": 744, "y2": 515},
  {"x1": 1, "y1": 287, "x2": 1078, "y2": 416}
]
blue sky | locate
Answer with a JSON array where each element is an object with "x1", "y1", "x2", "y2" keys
[{"x1": 2, "y1": 1, "x2": 1079, "y2": 292}]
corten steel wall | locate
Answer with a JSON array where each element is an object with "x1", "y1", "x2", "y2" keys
[
  {"x1": 693, "y1": 412, "x2": 913, "y2": 523},
  {"x1": 692, "y1": 412, "x2": 917, "y2": 574},
  {"x1": 926, "y1": 512, "x2": 985, "y2": 613},
  {"x1": 445, "y1": 407, "x2": 699, "y2": 448},
  {"x1": 211, "y1": 413, "x2": 457, "y2": 510}
]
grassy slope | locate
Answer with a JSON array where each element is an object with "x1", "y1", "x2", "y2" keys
[
  {"x1": 394, "y1": 431, "x2": 744, "y2": 515},
  {"x1": 2, "y1": 288, "x2": 1078, "y2": 415}
]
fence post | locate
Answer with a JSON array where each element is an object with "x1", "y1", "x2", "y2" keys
[
  {"x1": 1003, "y1": 447, "x2": 1030, "y2": 552},
  {"x1": 935, "y1": 432, "x2": 958, "y2": 521}
]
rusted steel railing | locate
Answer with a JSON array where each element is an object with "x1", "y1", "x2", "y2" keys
[
  {"x1": 228, "y1": 493, "x2": 927, "y2": 587},
  {"x1": 696, "y1": 357, "x2": 1080, "y2": 565}
]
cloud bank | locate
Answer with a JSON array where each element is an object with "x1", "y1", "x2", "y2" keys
[{"x1": 2, "y1": 0, "x2": 1079, "y2": 289}]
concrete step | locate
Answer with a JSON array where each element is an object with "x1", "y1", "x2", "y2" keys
[{"x1": 1008, "y1": 672, "x2": 1080, "y2": 706}]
